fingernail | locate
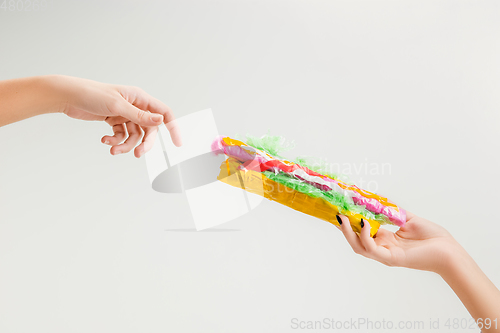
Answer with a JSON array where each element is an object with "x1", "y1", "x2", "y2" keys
[
  {"x1": 360, "y1": 219, "x2": 365, "y2": 228},
  {"x1": 115, "y1": 150, "x2": 122, "y2": 155},
  {"x1": 151, "y1": 114, "x2": 162, "y2": 123},
  {"x1": 104, "y1": 140, "x2": 109, "y2": 145},
  {"x1": 336, "y1": 215, "x2": 342, "y2": 225}
]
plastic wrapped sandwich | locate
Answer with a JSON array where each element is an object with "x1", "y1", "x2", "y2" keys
[{"x1": 212, "y1": 135, "x2": 405, "y2": 237}]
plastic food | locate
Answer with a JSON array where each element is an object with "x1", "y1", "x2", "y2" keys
[{"x1": 212, "y1": 135, "x2": 406, "y2": 237}]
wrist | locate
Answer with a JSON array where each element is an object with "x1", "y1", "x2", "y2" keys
[
  {"x1": 436, "y1": 241, "x2": 475, "y2": 281},
  {"x1": 38, "y1": 75, "x2": 71, "y2": 114},
  {"x1": 17, "y1": 75, "x2": 68, "y2": 116}
]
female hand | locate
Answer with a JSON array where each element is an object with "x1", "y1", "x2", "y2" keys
[
  {"x1": 49, "y1": 75, "x2": 182, "y2": 158},
  {"x1": 338, "y1": 212, "x2": 500, "y2": 331},
  {"x1": 336, "y1": 212, "x2": 464, "y2": 274}
]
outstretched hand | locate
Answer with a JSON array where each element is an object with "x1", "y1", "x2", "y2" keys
[
  {"x1": 337, "y1": 212, "x2": 464, "y2": 274},
  {"x1": 54, "y1": 75, "x2": 182, "y2": 157}
]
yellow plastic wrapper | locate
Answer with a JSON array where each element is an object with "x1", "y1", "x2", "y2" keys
[{"x1": 217, "y1": 157, "x2": 381, "y2": 237}]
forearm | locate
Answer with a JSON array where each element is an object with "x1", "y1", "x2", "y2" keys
[
  {"x1": 0, "y1": 75, "x2": 65, "y2": 127},
  {"x1": 439, "y1": 247, "x2": 500, "y2": 332}
]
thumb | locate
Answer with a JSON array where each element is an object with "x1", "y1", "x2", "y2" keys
[{"x1": 116, "y1": 101, "x2": 164, "y2": 127}]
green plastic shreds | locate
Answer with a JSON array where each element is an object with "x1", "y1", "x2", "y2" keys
[
  {"x1": 263, "y1": 171, "x2": 390, "y2": 224},
  {"x1": 241, "y1": 134, "x2": 295, "y2": 158},
  {"x1": 294, "y1": 156, "x2": 342, "y2": 182},
  {"x1": 240, "y1": 134, "x2": 354, "y2": 184}
]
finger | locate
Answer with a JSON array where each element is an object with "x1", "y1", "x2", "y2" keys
[
  {"x1": 359, "y1": 219, "x2": 378, "y2": 253},
  {"x1": 338, "y1": 215, "x2": 365, "y2": 255},
  {"x1": 111, "y1": 122, "x2": 143, "y2": 155},
  {"x1": 102, "y1": 123, "x2": 127, "y2": 146},
  {"x1": 134, "y1": 126, "x2": 158, "y2": 158},
  {"x1": 164, "y1": 118, "x2": 182, "y2": 147},
  {"x1": 112, "y1": 100, "x2": 164, "y2": 128},
  {"x1": 405, "y1": 210, "x2": 417, "y2": 221},
  {"x1": 123, "y1": 87, "x2": 182, "y2": 147},
  {"x1": 105, "y1": 116, "x2": 130, "y2": 126},
  {"x1": 141, "y1": 98, "x2": 181, "y2": 147},
  {"x1": 360, "y1": 220, "x2": 393, "y2": 263}
]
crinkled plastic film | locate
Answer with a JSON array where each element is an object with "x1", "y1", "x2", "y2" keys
[
  {"x1": 217, "y1": 157, "x2": 380, "y2": 237},
  {"x1": 213, "y1": 135, "x2": 407, "y2": 237}
]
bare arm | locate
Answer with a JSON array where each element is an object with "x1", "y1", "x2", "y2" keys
[
  {"x1": 440, "y1": 247, "x2": 500, "y2": 331},
  {"x1": 0, "y1": 76, "x2": 63, "y2": 126},
  {"x1": 0, "y1": 75, "x2": 182, "y2": 157}
]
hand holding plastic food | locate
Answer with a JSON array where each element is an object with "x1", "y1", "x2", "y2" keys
[
  {"x1": 339, "y1": 212, "x2": 500, "y2": 332},
  {"x1": 214, "y1": 134, "x2": 500, "y2": 332},
  {"x1": 338, "y1": 211, "x2": 459, "y2": 272},
  {"x1": 0, "y1": 75, "x2": 182, "y2": 157}
]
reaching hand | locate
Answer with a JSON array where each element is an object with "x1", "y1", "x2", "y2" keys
[
  {"x1": 337, "y1": 212, "x2": 464, "y2": 274},
  {"x1": 52, "y1": 75, "x2": 182, "y2": 157}
]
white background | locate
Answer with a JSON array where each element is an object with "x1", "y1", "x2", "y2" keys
[{"x1": 1, "y1": 1, "x2": 499, "y2": 332}]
